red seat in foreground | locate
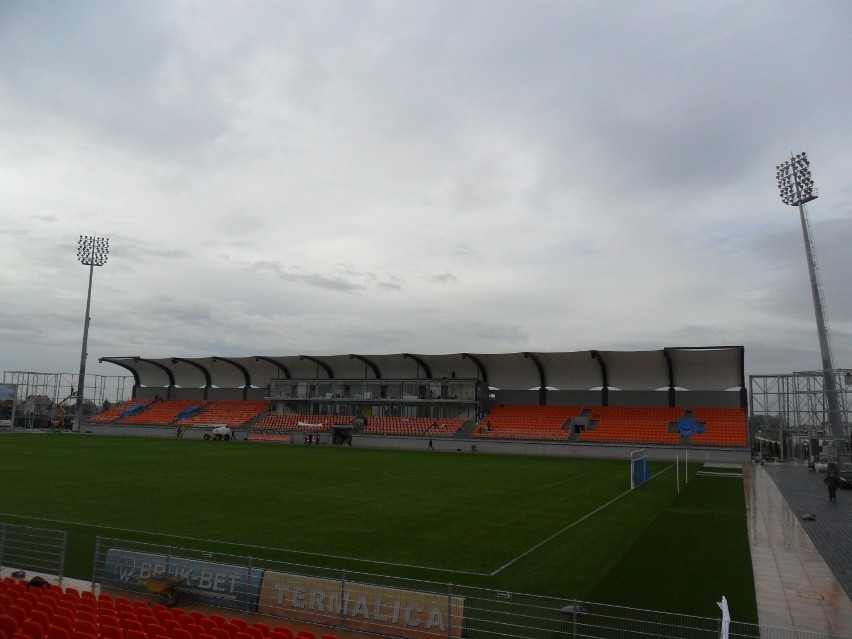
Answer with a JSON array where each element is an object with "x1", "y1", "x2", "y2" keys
[{"x1": 0, "y1": 580, "x2": 339, "y2": 639}]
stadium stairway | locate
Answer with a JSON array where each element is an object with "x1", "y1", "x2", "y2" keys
[
  {"x1": 452, "y1": 420, "x2": 477, "y2": 439},
  {"x1": 236, "y1": 412, "x2": 272, "y2": 438}
]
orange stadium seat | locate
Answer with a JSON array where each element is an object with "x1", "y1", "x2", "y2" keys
[
  {"x1": 117, "y1": 400, "x2": 206, "y2": 426},
  {"x1": 89, "y1": 399, "x2": 154, "y2": 424},
  {"x1": 175, "y1": 401, "x2": 271, "y2": 430},
  {"x1": 688, "y1": 407, "x2": 748, "y2": 446},
  {"x1": 576, "y1": 406, "x2": 683, "y2": 445},
  {"x1": 363, "y1": 417, "x2": 465, "y2": 437},
  {"x1": 472, "y1": 405, "x2": 580, "y2": 441},
  {"x1": 251, "y1": 414, "x2": 349, "y2": 433}
]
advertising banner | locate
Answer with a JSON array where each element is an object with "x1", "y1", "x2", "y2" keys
[
  {"x1": 101, "y1": 548, "x2": 262, "y2": 611},
  {"x1": 258, "y1": 571, "x2": 464, "y2": 639},
  {"x1": 0, "y1": 383, "x2": 16, "y2": 427}
]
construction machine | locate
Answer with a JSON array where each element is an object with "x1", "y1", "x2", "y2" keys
[
  {"x1": 51, "y1": 391, "x2": 76, "y2": 430},
  {"x1": 203, "y1": 425, "x2": 233, "y2": 441}
]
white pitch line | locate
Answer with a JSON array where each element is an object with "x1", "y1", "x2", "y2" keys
[
  {"x1": 0, "y1": 512, "x2": 490, "y2": 577},
  {"x1": 488, "y1": 463, "x2": 675, "y2": 576},
  {"x1": 1, "y1": 463, "x2": 675, "y2": 581}
]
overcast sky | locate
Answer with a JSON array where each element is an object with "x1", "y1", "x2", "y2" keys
[{"x1": 2, "y1": 1, "x2": 851, "y2": 393}]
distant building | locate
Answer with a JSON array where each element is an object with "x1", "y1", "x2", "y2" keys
[{"x1": 24, "y1": 395, "x2": 52, "y2": 414}]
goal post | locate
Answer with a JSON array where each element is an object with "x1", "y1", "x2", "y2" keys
[{"x1": 630, "y1": 449, "x2": 651, "y2": 489}]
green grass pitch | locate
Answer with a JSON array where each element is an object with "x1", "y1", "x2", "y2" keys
[{"x1": 0, "y1": 434, "x2": 756, "y2": 622}]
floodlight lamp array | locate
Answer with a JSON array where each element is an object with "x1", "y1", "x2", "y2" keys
[
  {"x1": 775, "y1": 152, "x2": 817, "y2": 206},
  {"x1": 77, "y1": 235, "x2": 110, "y2": 267}
]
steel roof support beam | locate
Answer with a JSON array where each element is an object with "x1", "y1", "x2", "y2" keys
[
  {"x1": 591, "y1": 351, "x2": 608, "y2": 406},
  {"x1": 255, "y1": 356, "x2": 291, "y2": 379},
  {"x1": 172, "y1": 358, "x2": 211, "y2": 400},
  {"x1": 299, "y1": 355, "x2": 334, "y2": 379},
  {"x1": 663, "y1": 349, "x2": 675, "y2": 407},
  {"x1": 349, "y1": 354, "x2": 381, "y2": 379},
  {"x1": 212, "y1": 357, "x2": 251, "y2": 400},
  {"x1": 134, "y1": 358, "x2": 176, "y2": 399},
  {"x1": 402, "y1": 353, "x2": 431, "y2": 379},
  {"x1": 98, "y1": 358, "x2": 141, "y2": 397},
  {"x1": 461, "y1": 353, "x2": 488, "y2": 387},
  {"x1": 523, "y1": 352, "x2": 547, "y2": 405}
]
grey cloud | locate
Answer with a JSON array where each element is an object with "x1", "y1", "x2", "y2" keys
[
  {"x1": 103, "y1": 240, "x2": 191, "y2": 271},
  {"x1": 376, "y1": 281, "x2": 403, "y2": 292},
  {"x1": 246, "y1": 260, "x2": 407, "y2": 294},
  {"x1": 248, "y1": 260, "x2": 365, "y2": 293},
  {"x1": 2, "y1": 1, "x2": 852, "y2": 381},
  {"x1": 431, "y1": 273, "x2": 457, "y2": 284},
  {"x1": 299, "y1": 271, "x2": 364, "y2": 293},
  {"x1": 465, "y1": 322, "x2": 532, "y2": 347},
  {"x1": 450, "y1": 245, "x2": 480, "y2": 261},
  {"x1": 750, "y1": 216, "x2": 852, "y2": 326},
  {"x1": 221, "y1": 239, "x2": 260, "y2": 250},
  {"x1": 0, "y1": 2, "x2": 227, "y2": 159}
]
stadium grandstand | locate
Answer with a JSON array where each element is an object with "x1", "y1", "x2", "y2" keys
[
  {"x1": 67, "y1": 346, "x2": 751, "y2": 457},
  {"x1": 5, "y1": 345, "x2": 852, "y2": 639}
]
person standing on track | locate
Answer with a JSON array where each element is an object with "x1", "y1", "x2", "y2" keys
[{"x1": 824, "y1": 462, "x2": 840, "y2": 502}]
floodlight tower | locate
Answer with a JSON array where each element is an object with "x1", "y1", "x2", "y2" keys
[
  {"x1": 775, "y1": 153, "x2": 847, "y2": 457},
  {"x1": 74, "y1": 235, "x2": 109, "y2": 432}
]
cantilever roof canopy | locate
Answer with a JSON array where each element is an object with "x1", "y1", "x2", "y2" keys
[{"x1": 100, "y1": 346, "x2": 745, "y2": 392}]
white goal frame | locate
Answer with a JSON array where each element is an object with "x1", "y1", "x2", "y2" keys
[{"x1": 630, "y1": 449, "x2": 649, "y2": 489}]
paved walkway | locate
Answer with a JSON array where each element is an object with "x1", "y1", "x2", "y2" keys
[{"x1": 744, "y1": 462, "x2": 852, "y2": 637}]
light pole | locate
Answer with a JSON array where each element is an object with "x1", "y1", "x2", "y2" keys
[
  {"x1": 75, "y1": 235, "x2": 109, "y2": 432},
  {"x1": 775, "y1": 153, "x2": 847, "y2": 458}
]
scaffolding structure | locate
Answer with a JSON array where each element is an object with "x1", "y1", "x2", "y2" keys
[
  {"x1": 1, "y1": 370, "x2": 131, "y2": 429},
  {"x1": 750, "y1": 369, "x2": 852, "y2": 461}
]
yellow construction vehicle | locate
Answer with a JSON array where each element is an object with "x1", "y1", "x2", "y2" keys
[{"x1": 51, "y1": 392, "x2": 77, "y2": 431}]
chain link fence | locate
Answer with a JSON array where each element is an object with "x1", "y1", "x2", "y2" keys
[
  {"x1": 0, "y1": 522, "x2": 67, "y2": 583},
  {"x1": 89, "y1": 536, "x2": 845, "y2": 639}
]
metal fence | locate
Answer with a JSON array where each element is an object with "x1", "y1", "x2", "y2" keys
[
  {"x1": 0, "y1": 522, "x2": 67, "y2": 583},
  {"x1": 89, "y1": 536, "x2": 846, "y2": 639}
]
